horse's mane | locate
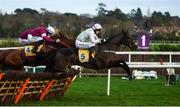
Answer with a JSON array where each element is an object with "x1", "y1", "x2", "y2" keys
[
  {"x1": 57, "y1": 32, "x2": 70, "y2": 38},
  {"x1": 105, "y1": 33, "x2": 121, "y2": 43},
  {"x1": 52, "y1": 32, "x2": 75, "y2": 48},
  {"x1": 104, "y1": 30, "x2": 129, "y2": 43}
]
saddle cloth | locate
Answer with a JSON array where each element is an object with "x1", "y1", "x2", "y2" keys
[
  {"x1": 24, "y1": 44, "x2": 44, "y2": 56},
  {"x1": 78, "y1": 48, "x2": 96, "y2": 63},
  {"x1": 78, "y1": 49, "x2": 89, "y2": 63}
]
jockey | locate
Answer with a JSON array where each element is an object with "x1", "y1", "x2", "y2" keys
[
  {"x1": 18, "y1": 25, "x2": 56, "y2": 53},
  {"x1": 75, "y1": 23, "x2": 103, "y2": 49}
]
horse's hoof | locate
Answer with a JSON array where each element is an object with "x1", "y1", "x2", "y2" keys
[{"x1": 128, "y1": 76, "x2": 133, "y2": 81}]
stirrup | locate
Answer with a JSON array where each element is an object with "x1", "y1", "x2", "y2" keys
[
  {"x1": 32, "y1": 48, "x2": 38, "y2": 53},
  {"x1": 89, "y1": 47, "x2": 95, "y2": 53}
]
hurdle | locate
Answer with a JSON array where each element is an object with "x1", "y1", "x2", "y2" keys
[{"x1": 0, "y1": 72, "x2": 78, "y2": 105}]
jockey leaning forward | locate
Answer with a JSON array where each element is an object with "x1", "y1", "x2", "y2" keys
[
  {"x1": 75, "y1": 23, "x2": 105, "y2": 49},
  {"x1": 18, "y1": 25, "x2": 57, "y2": 53}
]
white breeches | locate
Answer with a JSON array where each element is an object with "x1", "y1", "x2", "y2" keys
[
  {"x1": 18, "y1": 34, "x2": 43, "y2": 45},
  {"x1": 75, "y1": 40, "x2": 95, "y2": 49}
]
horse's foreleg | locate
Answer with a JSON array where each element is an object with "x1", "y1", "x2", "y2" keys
[
  {"x1": 44, "y1": 65, "x2": 53, "y2": 72},
  {"x1": 120, "y1": 61, "x2": 132, "y2": 80},
  {"x1": 110, "y1": 60, "x2": 132, "y2": 80}
]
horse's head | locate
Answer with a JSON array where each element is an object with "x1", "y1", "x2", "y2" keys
[
  {"x1": 39, "y1": 32, "x2": 75, "y2": 54},
  {"x1": 104, "y1": 30, "x2": 137, "y2": 51},
  {"x1": 120, "y1": 31, "x2": 137, "y2": 50},
  {"x1": 51, "y1": 32, "x2": 75, "y2": 48}
]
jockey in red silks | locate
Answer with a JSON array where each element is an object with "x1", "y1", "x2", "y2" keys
[{"x1": 18, "y1": 25, "x2": 56, "y2": 53}]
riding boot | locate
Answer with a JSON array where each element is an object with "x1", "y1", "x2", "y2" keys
[
  {"x1": 32, "y1": 40, "x2": 44, "y2": 53},
  {"x1": 89, "y1": 46, "x2": 96, "y2": 63},
  {"x1": 89, "y1": 46, "x2": 95, "y2": 54}
]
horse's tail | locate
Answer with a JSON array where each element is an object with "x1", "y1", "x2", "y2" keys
[
  {"x1": 0, "y1": 51, "x2": 7, "y2": 70},
  {"x1": 0, "y1": 51, "x2": 7, "y2": 63}
]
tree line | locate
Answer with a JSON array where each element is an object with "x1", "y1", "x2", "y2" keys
[{"x1": 0, "y1": 3, "x2": 179, "y2": 40}]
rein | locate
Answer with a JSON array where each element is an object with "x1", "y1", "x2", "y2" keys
[
  {"x1": 57, "y1": 40, "x2": 71, "y2": 48},
  {"x1": 44, "y1": 40, "x2": 72, "y2": 52},
  {"x1": 47, "y1": 45, "x2": 56, "y2": 50},
  {"x1": 38, "y1": 39, "x2": 72, "y2": 53},
  {"x1": 104, "y1": 40, "x2": 122, "y2": 46}
]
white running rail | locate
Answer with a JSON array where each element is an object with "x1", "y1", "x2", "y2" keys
[{"x1": 104, "y1": 51, "x2": 180, "y2": 68}]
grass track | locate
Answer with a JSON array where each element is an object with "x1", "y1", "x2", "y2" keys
[{"x1": 19, "y1": 77, "x2": 180, "y2": 106}]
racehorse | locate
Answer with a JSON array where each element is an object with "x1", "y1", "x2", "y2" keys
[
  {"x1": 46, "y1": 30, "x2": 137, "y2": 80},
  {"x1": 0, "y1": 32, "x2": 75, "y2": 72}
]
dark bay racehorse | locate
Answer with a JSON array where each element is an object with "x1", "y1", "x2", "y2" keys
[
  {"x1": 47, "y1": 30, "x2": 137, "y2": 80},
  {"x1": 0, "y1": 33, "x2": 75, "y2": 72}
]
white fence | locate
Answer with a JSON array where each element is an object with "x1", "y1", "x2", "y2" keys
[
  {"x1": 0, "y1": 47, "x2": 23, "y2": 50},
  {"x1": 105, "y1": 51, "x2": 180, "y2": 96},
  {"x1": 24, "y1": 66, "x2": 46, "y2": 73},
  {"x1": 104, "y1": 51, "x2": 180, "y2": 68}
]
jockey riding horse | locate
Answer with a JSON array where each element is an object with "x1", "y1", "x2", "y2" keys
[{"x1": 0, "y1": 32, "x2": 75, "y2": 72}]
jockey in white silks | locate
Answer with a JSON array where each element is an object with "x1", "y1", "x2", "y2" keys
[{"x1": 75, "y1": 23, "x2": 103, "y2": 49}]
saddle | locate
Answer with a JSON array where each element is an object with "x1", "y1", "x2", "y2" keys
[{"x1": 78, "y1": 47, "x2": 96, "y2": 63}]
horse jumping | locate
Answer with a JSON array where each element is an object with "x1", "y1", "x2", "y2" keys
[
  {"x1": 0, "y1": 33, "x2": 75, "y2": 72},
  {"x1": 46, "y1": 30, "x2": 137, "y2": 80}
]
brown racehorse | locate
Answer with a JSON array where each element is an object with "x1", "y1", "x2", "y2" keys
[
  {"x1": 46, "y1": 30, "x2": 137, "y2": 80},
  {"x1": 0, "y1": 32, "x2": 75, "y2": 72}
]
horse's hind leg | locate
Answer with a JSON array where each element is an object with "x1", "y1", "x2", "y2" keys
[
  {"x1": 0, "y1": 59, "x2": 10, "y2": 72},
  {"x1": 110, "y1": 60, "x2": 132, "y2": 80},
  {"x1": 0, "y1": 64, "x2": 9, "y2": 72}
]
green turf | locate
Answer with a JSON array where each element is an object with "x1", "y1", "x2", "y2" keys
[{"x1": 19, "y1": 76, "x2": 180, "y2": 106}]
